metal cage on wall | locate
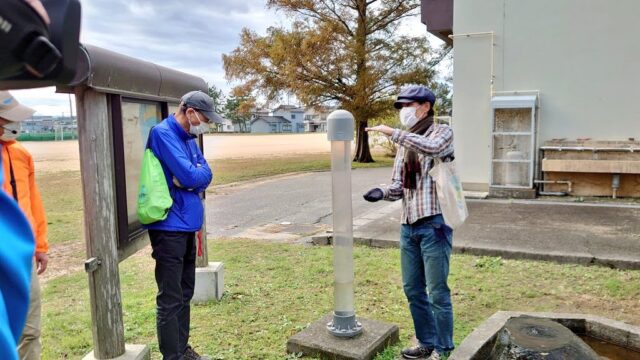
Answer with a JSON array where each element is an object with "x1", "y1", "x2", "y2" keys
[{"x1": 489, "y1": 95, "x2": 538, "y2": 189}]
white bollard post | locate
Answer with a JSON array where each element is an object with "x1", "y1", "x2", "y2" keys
[{"x1": 326, "y1": 110, "x2": 362, "y2": 338}]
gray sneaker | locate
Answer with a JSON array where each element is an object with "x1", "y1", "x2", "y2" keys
[
  {"x1": 183, "y1": 346, "x2": 210, "y2": 360},
  {"x1": 427, "y1": 350, "x2": 450, "y2": 360},
  {"x1": 401, "y1": 345, "x2": 432, "y2": 359}
]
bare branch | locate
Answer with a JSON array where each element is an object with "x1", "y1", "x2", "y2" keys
[{"x1": 318, "y1": 0, "x2": 355, "y2": 36}]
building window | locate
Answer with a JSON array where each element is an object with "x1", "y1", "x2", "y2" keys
[
  {"x1": 270, "y1": 123, "x2": 277, "y2": 132},
  {"x1": 291, "y1": 114, "x2": 296, "y2": 119}
]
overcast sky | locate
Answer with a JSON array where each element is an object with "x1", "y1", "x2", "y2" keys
[{"x1": 11, "y1": 0, "x2": 442, "y2": 116}]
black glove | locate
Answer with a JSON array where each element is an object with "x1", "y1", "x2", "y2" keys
[{"x1": 363, "y1": 188, "x2": 384, "y2": 202}]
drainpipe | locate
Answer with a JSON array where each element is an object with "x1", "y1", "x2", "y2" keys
[
  {"x1": 612, "y1": 174, "x2": 621, "y2": 199},
  {"x1": 534, "y1": 180, "x2": 572, "y2": 196}
]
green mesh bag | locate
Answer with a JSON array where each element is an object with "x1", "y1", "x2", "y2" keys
[{"x1": 137, "y1": 148, "x2": 172, "y2": 224}]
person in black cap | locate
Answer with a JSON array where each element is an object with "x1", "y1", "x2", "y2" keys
[
  {"x1": 365, "y1": 85, "x2": 455, "y2": 360},
  {"x1": 144, "y1": 90, "x2": 220, "y2": 360}
]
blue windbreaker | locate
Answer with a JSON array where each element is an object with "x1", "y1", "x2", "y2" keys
[
  {"x1": 0, "y1": 143, "x2": 34, "y2": 360},
  {"x1": 144, "y1": 114, "x2": 213, "y2": 232}
]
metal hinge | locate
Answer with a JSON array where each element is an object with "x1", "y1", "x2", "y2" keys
[{"x1": 84, "y1": 257, "x2": 102, "y2": 273}]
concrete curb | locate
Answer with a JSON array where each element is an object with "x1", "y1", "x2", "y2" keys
[
  {"x1": 311, "y1": 199, "x2": 640, "y2": 270},
  {"x1": 312, "y1": 232, "x2": 640, "y2": 271},
  {"x1": 467, "y1": 197, "x2": 640, "y2": 209},
  {"x1": 453, "y1": 245, "x2": 640, "y2": 270}
]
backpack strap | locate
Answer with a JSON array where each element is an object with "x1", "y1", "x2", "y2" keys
[
  {"x1": 145, "y1": 126, "x2": 156, "y2": 150},
  {"x1": 4, "y1": 146, "x2": 18, "y2": 201}
]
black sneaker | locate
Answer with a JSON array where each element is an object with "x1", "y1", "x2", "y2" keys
[
  {"x1": 184, "y1": 346, "x2": 211, "y2": 360},
  {"x1": 401, "y1": 345, "x2": 432, "y2": 359}
]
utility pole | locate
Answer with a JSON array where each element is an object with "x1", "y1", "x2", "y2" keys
[{"x1": 69, "y1": 93, "x2": 74, "y2": 121}]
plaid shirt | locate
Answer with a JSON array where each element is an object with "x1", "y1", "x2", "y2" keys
[{"x1": 382, "y1": 124, "x2": 454, "y2": 224}]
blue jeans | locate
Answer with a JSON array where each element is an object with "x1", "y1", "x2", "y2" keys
[{"x1": 400, "y1": 214, "x2": 454, "y2": 353}]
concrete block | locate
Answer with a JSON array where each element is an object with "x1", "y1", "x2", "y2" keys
[
  {"x1": 192, "y1": 262, "x2": 224, "y2": 303},
  {"x1": 489, "y1": 187, "x2": 537, "y2": 199},
  {"x1": 83, "y1": 344, "x2": 150, "y2": 360},
  {"x1": 450, "y1": 312, "x2": 640, "y2": 359},
  {"x1": 312, "y1": 234, "x2": 332, "y2": 246},
  {"x1": 287, "y1": 313, "x2": 399, "y2": 360}
]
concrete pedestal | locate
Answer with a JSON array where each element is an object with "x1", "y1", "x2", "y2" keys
[
  {"x1": 489, "y1": 187, "x2": 537, "y2": 199},
  {"x1": 287, "y1": 313, "x2": 399, "y2": 360},
  {"x1": 192, "y1": 261, "x2": 224, "y2": 303},
  {"x1": 83, "y1": 344, "x2": 150, "y2": 360}
]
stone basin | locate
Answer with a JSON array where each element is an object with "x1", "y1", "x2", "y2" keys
[{"x1": 450, "y1": 312, "x2": 640, "y2": 360}]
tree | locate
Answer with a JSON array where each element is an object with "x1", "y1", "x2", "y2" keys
[
  {"x1": 224, "y1": 95, "x2": 254, "y2": 133},
  {"x1": 208, "y1": 85, "x2": 225, "y2": 113},
  {"x1": 208, "y1": 85, "x2": 226, "y2": 132},
  {"x1": 223, "y1": 0, "x2": 445, "y2": 162}
]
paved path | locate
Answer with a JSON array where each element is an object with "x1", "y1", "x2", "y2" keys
[
  {"x1": 207, "y1": 167, "x2": 640, "y2": 269},
  {"x1": 206, "y1": 167, "x2": 392, "y2": 240},
  {"x1": 347, "y1": 199, "x2": 640, "y2": 269}
]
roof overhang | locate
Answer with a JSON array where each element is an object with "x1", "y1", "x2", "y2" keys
[
  {"x1": 421, "y1": 0, "x2": 453, "y2": 45},
  {"x1": 58, "y1": 44, "x2": 207, "y2": 102},
  {"x1": 491, "y1": 95, "x2": 538, "y2": 109}
]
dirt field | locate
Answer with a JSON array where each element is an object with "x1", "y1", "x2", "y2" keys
[{"x1": 22, "y1": 133, "x2": 333, "y2": 172}]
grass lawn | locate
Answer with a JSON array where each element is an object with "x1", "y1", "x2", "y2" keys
[
  {"x1": 41, "y1": 240, "x2": 640, "y2": 359},
  {"x1": 38, "y1": 171, "x2": 84, "y2": 247}
]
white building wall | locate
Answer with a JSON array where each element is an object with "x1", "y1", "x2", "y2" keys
[{"x1": 452, "y1": 0, "x2": 640, "y2": 190}]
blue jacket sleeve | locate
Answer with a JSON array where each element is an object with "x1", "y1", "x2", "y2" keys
[
  {"x1": 193, "y1": 147, "x2": 212, "y2": 193},
  {"x1": 150, "y1": 129, "x2": 213, "y2": 190}
]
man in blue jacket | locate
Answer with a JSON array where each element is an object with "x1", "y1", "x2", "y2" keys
[{"x1": 145, "y1": 90, "x2": 217, "y2": 360}]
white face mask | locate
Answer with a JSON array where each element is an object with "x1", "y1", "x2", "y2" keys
[
  {"x1": 399, "y1": 106, "x2": 419, "y2": 128},
  {"x1": 188, "y1": 112, "x2": 209, "y2": 136},
  {"x1": 1, "y1": 122, "x2": 21, "y2": 141}
]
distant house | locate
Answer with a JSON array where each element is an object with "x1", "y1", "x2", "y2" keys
[
  {"x1": 303, "y1": 106, "x2": 336, "y2": 132},
  {"x1": 21, "y1": 115, "x2": 73, "y2": 133},
  {"x1": 272, "y1": 105, "x2": 305, "y2": 133},
  {"x1": 232, "y1": 120, "x2": 251, "y2": 133},
  {"x1": 217, "y1": 118, "x2": 234, "y2": 133},
  {"x1": 250, "y1": 116, "x2": 292, "y2": 133},
  {"x1": 251, "y1": 108, "x2": 271, "y2": 119}
]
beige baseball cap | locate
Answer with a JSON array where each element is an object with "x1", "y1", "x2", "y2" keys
[{"x1": 0, "y1": 91, "x2": 36, "y2": 122}]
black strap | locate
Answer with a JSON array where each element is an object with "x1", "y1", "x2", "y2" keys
[
  {"x1": 145, "y1": 125, "x2": 155, "y2": 150},
  {"x1": 4, "y1": 146, "x2": 18, "y2": 201}
]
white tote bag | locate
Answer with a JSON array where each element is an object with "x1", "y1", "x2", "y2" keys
[{"x1": 428, "y1": 158, "x2": 468, "y2": 229}]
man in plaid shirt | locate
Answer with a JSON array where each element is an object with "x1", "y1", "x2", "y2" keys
[{"x1": 365, "y1": 85, "x2": 455, "y2": 360}]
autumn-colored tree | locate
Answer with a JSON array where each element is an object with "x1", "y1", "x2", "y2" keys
[
  {"x1": 224, "y1": 95, "x2": 254, "y2": 133},
  {"x1": 223, "y1": 0, "x2": 446, "y2": 162}
]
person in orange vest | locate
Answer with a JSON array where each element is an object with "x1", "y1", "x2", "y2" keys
[{"x1": 0, "y1": 91, "x2": 49, "y2": 360}]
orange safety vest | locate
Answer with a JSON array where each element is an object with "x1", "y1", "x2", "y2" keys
[{"x1": 1, "y1": 140, "x2": 48, "y2": 254}]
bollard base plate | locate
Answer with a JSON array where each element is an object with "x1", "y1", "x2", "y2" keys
[
  {"x1": 327, "y1": 312, "x2": 363, "y2": 338},
  {"x1": 287, "y1": 313, "x2": 399, "y2": 360}
]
